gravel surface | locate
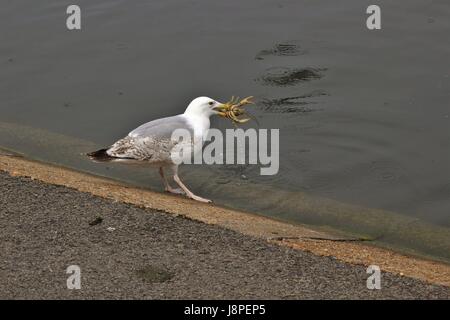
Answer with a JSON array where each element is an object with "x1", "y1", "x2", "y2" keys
[{"x1": 0, "y1": 171, "x2": 448, "y2": 299}]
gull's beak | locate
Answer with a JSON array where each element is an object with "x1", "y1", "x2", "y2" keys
[{"x1": 213, "y1": 103, "x2": 228, "y2": 117}]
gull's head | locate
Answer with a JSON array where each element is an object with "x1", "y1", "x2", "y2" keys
[{"x1": 184, "y1": 96, "x2": 225, "y2": 118}]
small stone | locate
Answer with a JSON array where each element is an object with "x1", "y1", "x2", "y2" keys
[
  {"x1": 107, "y1": 227, "x2": 116, "y2": 232},
  {"x1": 89, "y1": 217, "x2": 103, "y2": 226},
  {"x1": 136, "y1": 265, "x2": 173, "y2": 283}
]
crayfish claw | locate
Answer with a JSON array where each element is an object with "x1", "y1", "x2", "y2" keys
[
  {"x1": 240, "y1": 96, "x2": 254, "y2": 105},
  {"x1": 235, "y1": 118, "x2": 251, "y2": 124},
  {"x1": 222, "y1": 95, "x2": 255, "y2": 125}
]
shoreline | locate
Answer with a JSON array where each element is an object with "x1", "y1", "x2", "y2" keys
[{"x1": 0, "y1": 152, "x2": 449, "y2": 287}]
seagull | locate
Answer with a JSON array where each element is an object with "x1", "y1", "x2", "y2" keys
[{"x1": 87, "y1": 97, "x2": 228, "y2": 203}]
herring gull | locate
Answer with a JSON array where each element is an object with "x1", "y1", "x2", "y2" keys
[{"x1": 87, "y1": 97, "x2": 228, "y2": 203}]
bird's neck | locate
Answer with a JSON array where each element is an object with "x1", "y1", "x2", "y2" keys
[{"x1": 183, "y1": 113, "x2": 210, "y2": 137}]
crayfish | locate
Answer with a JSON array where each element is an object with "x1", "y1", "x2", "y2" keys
[{"x1": 216, "y1": 96, "x2": 254, "y2": 124}]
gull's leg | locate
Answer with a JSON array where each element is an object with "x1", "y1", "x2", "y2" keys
[
  {"x1": 159, "y1": 167, "x2": 184, "y2": 195},
  {"x1": 171, "y1": 165, "x2": 212, "y2": 203}
]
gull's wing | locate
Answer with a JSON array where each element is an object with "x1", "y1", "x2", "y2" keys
[
  {"x1": 128, "y1": 115, "x2": 193, "y2": 139},
  {"x1": 106, "y1": 115, "x2": 193, "y2": 161}
]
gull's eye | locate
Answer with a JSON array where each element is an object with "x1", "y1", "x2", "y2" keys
[{"x1": 208, "y1": 101, "x2": 214, "y2": 106}]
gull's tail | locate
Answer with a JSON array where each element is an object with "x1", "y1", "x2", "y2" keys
[{"x1": 87, "y1": 148, "x2": 115, "y2": 162}]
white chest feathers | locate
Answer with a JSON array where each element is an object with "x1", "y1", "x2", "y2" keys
[{"x1": 183, "y1": 114, "x2": 211, "y2": 141}]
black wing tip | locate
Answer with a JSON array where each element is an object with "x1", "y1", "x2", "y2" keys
[{"x1": 87, "y1": 148, "x2": 114, "y2": 162}]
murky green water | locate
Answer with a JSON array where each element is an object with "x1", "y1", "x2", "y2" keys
[{"x1": 1, "y1": 0, "x2": 449, "y2": 261}]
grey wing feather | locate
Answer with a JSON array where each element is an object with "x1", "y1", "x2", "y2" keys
[
  {"x1": 106, "y1": 115, "x2": 193, "y2": 162},
  {"x1": 129, "y1": 115, "x2": 193, "y2": 139}
]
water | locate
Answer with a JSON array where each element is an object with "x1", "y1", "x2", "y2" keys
[{"x1": 1, "y1": 0, "x2": 449, "y2": 261}]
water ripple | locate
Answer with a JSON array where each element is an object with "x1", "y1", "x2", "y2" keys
[
  {"x1": 256, "y1": 67, "x2": 327, "y2": 87},
  {"x1": 255, "y1": 41, "x2": 308, "y2": 60},
  {"x1": 260, "y1": 90, "x2": 328, "y2": 113}
]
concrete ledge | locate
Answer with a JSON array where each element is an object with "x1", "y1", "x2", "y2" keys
[{"x1": 0, "y1": 153, "x2": 449, "y2": 287}]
